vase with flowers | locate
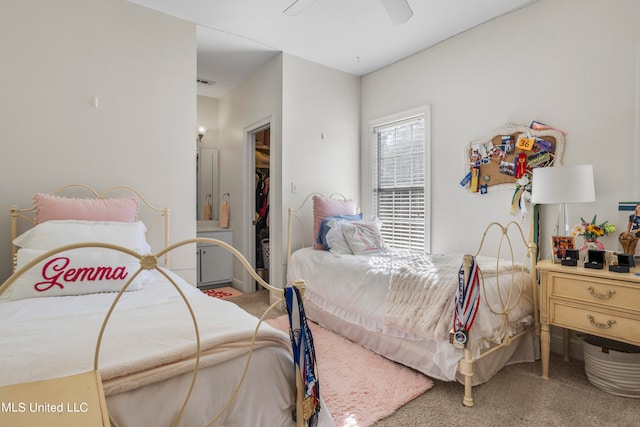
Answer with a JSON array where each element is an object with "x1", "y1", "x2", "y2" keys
[{"x1": 571, "y1": 215, "x2": 616, "y2": 254}]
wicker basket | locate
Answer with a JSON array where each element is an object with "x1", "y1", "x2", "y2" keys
[{"x1": 583, "y1": 335, "x2": 640, "y2": 398}]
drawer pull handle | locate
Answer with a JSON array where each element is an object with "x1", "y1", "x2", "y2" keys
[
  {"x1": 587, "y1": 315, "x2": 616, "y2": 329},
  {"x1": 586, "y1": 286, "x2": 615, "y2": 299}
]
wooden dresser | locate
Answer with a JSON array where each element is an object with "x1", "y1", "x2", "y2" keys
[{"x1": 537, "y1": 259, "x2": 640, "y2": 379}]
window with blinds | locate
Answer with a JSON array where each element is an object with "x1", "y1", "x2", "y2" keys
[{"x1": 372, "y1": 115, "x2": 426, "y2": 251}]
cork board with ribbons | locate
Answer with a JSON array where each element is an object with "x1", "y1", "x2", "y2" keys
[{"x1": 462, "y1": 124, "x2": 566, "y2": 194}]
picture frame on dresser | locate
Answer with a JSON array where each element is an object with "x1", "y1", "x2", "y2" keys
[{"x1": 550, "y1": 235, "x2": 575, "y2": 263}]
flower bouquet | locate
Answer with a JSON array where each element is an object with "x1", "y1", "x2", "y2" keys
[
  {"x1": 571, "y1": 215, "x2": 616, "y2": 257},
  {"x1": 571, "y1": 215, "x2": 616, "y2": 241}
]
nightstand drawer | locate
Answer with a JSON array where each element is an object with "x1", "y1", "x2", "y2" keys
[
  {"x1": 550, "y1": 302, "x2": 640, "y2": 346},
  {"x1": 549, "y1": 274, "x2": 640, "y2": 313}
]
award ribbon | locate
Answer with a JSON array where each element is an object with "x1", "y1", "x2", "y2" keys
[
  {"x1": 452, "y1": 256, "x2": 481, "y2": 347},
  {"x1": 285, "y1": 286, "x2": 321, "y2": 426}
]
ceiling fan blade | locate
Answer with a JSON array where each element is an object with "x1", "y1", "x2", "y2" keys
[
  {"x1": 283, "y1": 0, "x2": 318, "y2": 16},
  {"x1": 380, "y1": 0, "x2": 413, "y2": 25}
]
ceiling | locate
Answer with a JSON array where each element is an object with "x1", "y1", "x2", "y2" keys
[{"x1": 128, "y1": 0, "x2": 538, "y2": 98}]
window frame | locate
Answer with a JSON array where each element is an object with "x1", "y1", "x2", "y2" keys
[{"x1": 363, "y1": 106, "x2": 431, "y2": 252}]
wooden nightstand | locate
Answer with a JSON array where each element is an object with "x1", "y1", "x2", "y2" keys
[{"x1": 537, "y1": 259, "x2": 640, "y2": 379}]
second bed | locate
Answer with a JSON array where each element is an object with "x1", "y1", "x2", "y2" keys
[{"x1": 286, "y1": 193, "x2": 539, "y2": 406}]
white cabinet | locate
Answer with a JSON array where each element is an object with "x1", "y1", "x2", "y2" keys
[{"x1": 197, "y1": 229, "x2": 233, "y2": 287}]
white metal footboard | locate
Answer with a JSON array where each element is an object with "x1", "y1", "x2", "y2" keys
[{"x1": 456, "y1": 221, "x2": 538, "y2": 407}]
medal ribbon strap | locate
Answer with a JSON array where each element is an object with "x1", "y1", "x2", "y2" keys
[
  {"x1": 285, "y1": 286, "x2": 321, "y2": 426},
  {"x1": 510, "y1": 187, "x2": 524, "y2": 215},
  {"x1": 453, "y1": 256, "x2": 481, "y2": 333}
]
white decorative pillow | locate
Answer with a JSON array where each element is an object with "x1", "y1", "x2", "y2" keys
[
  {"x1": 13, "y1": 220, "x2": 151, "y2": 254},
  {"x1": 324, "y1": 220, "x2": 353, "y2": 254},
  {"x1": 319, "y1": 213, "x2": 363, "y2": 250},
  {"x1": 8, "y1": 248, "x2": 149, "y2": 300},
  {"x1": 341, "y1": 218, "x2": 386, "y2": 255}
]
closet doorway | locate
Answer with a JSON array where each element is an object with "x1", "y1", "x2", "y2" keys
[{"x1": 254, "y1": 127, "x2": 270, "y2": 283}]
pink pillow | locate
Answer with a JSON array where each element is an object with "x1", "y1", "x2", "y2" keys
[
  {"x1": 312, "y1": 195, "x2": 357, "y2": 249},
  {"x1": 34, "y1": 193, "x2": 139, "y2": 224}
]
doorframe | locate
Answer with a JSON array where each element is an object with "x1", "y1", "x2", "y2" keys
[{"x1": 242, "y1": 116, "x2": 272, "y2": 293}]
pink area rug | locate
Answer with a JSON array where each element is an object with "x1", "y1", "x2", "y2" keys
[{"x1": 267, "y1": 316, "x2": 433, "y2": 427}]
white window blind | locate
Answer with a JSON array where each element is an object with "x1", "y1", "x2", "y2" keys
[{"x1": 373, "y1": 115, "x2": 426, "y2": 251}]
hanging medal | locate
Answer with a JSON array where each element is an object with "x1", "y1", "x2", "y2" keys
[{"x1": 452, "y1": 257, "x2": 481, "y2": 349}]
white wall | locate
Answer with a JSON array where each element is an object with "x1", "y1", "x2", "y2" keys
[
  {"x1": 280, "y1": 54, "x2": 361, "y2": 286},
  {"x1": 361, "y1": 0, "x2": 640, "y2": 259},
  {"x1": 217, "y1": 53, "x2": 360, "y2": 291},
  {"x1": 217, "y1": 54, "x2": 283, "y2": 293},
  {"x1": 0, "y1": 0, "x2": 197, "y2": 282}
]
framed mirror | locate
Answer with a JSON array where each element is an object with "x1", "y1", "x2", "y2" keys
[{"x1": 197, "y1": 147, "x2": 219, "y2": 221}]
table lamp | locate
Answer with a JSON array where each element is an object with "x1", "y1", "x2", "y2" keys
[{"x1": 531, "y1": 164, "x2": 596, "y2": 236}]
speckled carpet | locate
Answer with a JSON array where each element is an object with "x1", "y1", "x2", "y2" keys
[{"x1": 231, "y1": 290, "x2": 640, "y2": 427}]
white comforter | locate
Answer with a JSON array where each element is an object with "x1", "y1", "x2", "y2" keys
[
  {"x1": 0, "y1": 269, "x2": 289, "y2": 393},
  {"x1": 0, "y1": 269, "x2": 331, "y2": 427},
  {"x1": 288, "y1": 248, "x2": 533, "y2": 350}
]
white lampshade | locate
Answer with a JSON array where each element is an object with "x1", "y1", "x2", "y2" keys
[{"x1": 531, "y1": 164, "x2": 596, "y2": 204}]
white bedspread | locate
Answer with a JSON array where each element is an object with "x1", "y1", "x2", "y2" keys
[
  {"x1": 288, "y1": 245, "x2": 537, "y2": 385},
  {"x1": 1, "y1": 268, "x2": 337, "y2": 426},
  {"x1": 288, "y1": 248, "x2": 533, "y2": 351},
  {"x1": 0, "y1": 269, "x2": 289, "y2": 395}
]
